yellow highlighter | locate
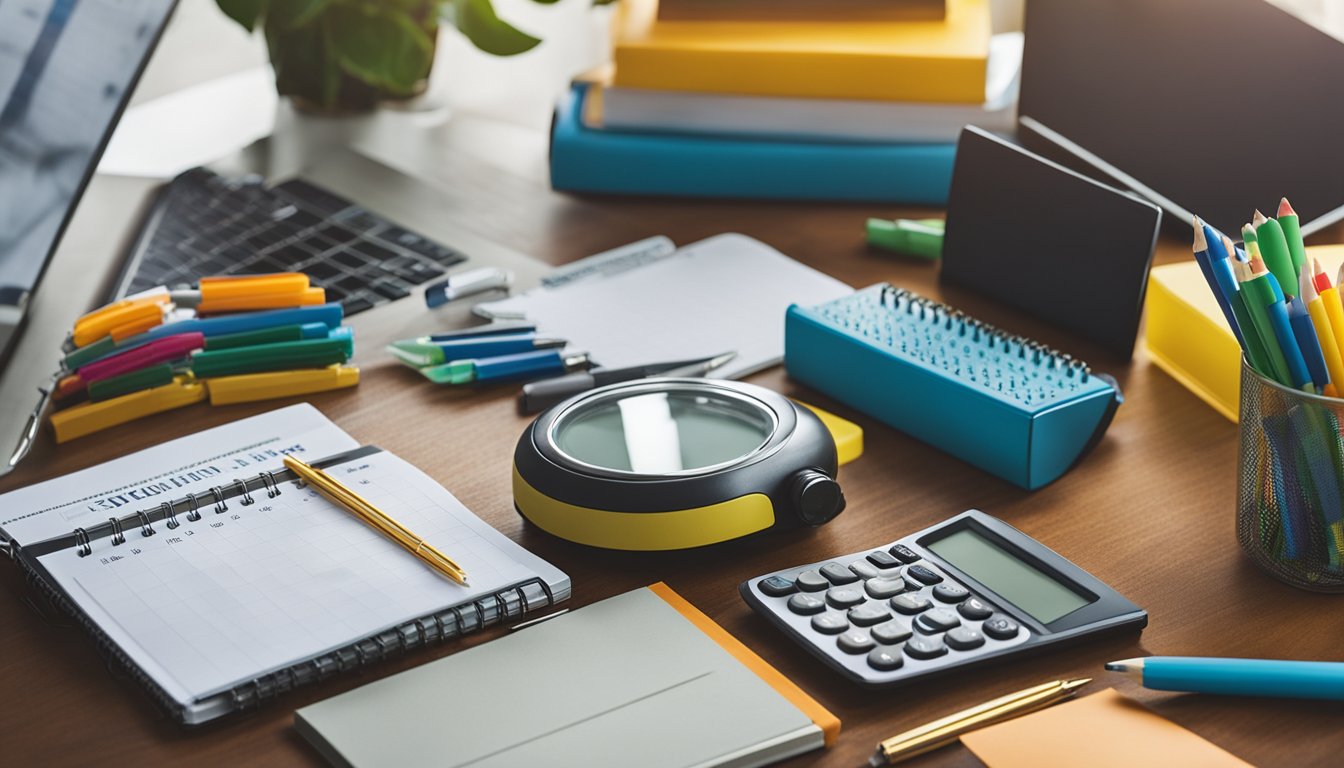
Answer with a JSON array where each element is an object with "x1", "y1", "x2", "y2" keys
[
  {"x1": 71, "y1": 294, "x2": 170, "y2": 348},
  {"x1": 50, "y1": 376, "x2": 207, "y2": 443},
  {"x1": 194, "y1": 273, "x2": 325, "y2": 314},
  {"x1": 205, "y1": 365, "x2": 360, "y2": 405},
  {"x1": 1300, "y1": 269, "x2": 1344, "y2": 395}
]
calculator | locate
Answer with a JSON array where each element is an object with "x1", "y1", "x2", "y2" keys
[{"x1": 740, "y1": 510, "x2": 1147, "y2": 687}]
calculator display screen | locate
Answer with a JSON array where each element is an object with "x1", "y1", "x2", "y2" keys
[{"x1": 927, "y1": 529, "x2": 1089, "y2": 623}]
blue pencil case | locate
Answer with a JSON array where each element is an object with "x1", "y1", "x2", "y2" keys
[{"x1": 785, "y1": 285, "x2": 1122, "y2": 489}]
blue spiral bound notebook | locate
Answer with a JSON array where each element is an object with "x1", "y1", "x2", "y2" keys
[{"x1": 785, "y1": 285, "x2": 1122, "y2": 489}]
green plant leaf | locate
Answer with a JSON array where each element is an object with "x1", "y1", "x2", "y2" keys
[
  {"x1": 268, "y1": 0, "x2": 330, "y2": 29},
  {"x1": 591, "y1": 0, "x2": 618, "y2": 5},
  {"x1": 453, "y1": 0, "x2": 541, "y2": 56},
  {"x1": 216, "y1": 0, "x2": 268, "y2": 31},
  {"x1": 328, "y1": 4, "x2": 434, "y2": 94}
]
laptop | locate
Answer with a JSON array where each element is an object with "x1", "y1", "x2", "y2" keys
[
  {"x1": 0, "y1": 0, "x2": 544, "y2": 475},
  {"x1": 1017, "y1": 0, "x2": 1344, "y2": 239}
]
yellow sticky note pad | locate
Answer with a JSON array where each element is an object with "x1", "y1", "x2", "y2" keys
[{"x1": 960, "y1": 688, "x2": 1254, "y2": 768}]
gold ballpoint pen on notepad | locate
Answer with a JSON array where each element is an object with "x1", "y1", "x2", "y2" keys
[
  {"x1": 282, "y1": 455, "x2": 468, "y2": 585},
  {"x1": 867, "y1": 678, "x2": 1090, "y2": 766}
]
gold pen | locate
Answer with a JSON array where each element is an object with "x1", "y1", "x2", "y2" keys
[
  {"x1": 282, "y1": 455, "x2": 469, "y2": 585},
  {"x1": 867, "y1": 677, "x2": 1090, "y2": 766}
]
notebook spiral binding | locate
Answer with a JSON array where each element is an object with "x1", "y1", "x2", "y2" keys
[
  {"x1": 875, "y1": 284, "x2": 1093, "y2": 382},
  {"x1": 15, "y1": 448, "x2": 558, "y2": 723}
]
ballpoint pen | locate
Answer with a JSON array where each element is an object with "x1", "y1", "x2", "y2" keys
[
  {"x1": 517, "y1": 351, "x2": 737, "y2": 414},
  {"x1": 387, "y1": 333, "x2": 568, "y2": 368},
  {"x1": 868, "y1": 678, "x2": 1090, "y2": 766},
  {"x1": 419, "y1": 349, "x2": 590, "y2": 385},
  {"x1": 282, "y1": 455, "x2": 468, "y2": 585},
  {"x1": 426, "y1": 321, "x2": 538, "y2": 341}
]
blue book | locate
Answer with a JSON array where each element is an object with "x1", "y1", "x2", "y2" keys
[
  {"x1": 784, "y1": 285, "x2": 1122, "y2": 490},
  {"x1": 551, "y1": 85, "x2": 956, "y2": 204}
]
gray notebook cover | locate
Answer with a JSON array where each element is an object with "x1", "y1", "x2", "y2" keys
[{"x1": 295, "y1": 587, "x2": 828, "y2": 768}]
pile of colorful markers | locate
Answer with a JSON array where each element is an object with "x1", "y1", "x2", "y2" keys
[{"x1": 1193, "y1": 199, "x2": 1344, "y2": 395}]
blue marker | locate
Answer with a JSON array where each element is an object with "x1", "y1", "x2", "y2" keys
[
  {"x1": 1107, "y1": 657, "x2": 1344, "y2": 701},
  {"x1": 418, "y1": 349, "x2": 589, "y2": 385}
]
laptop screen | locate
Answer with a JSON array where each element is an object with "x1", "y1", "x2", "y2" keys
[
  {"x1": 1018, "y1": 0, "x2": 1344, "y2": 239},
  {"x1": 0, "y1": 0, "x2": 176, "y2": 357}
]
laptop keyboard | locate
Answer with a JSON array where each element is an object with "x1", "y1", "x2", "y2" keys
[{"x1": 120, "y1": 168, "x2": 467, "y2": 315}]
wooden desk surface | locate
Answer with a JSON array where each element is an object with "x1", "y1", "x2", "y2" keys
[{"x1": 3, "y1": 143, "x2": 1343, "y2": 768}]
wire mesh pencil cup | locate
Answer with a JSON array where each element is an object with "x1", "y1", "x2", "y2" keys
[{"x1": 1237, "y1": 357, "x2": 1344, "y2": 592}]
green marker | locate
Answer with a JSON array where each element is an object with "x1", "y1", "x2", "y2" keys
[
  {"x1": 866, "y1": 218, "x2": 944, "y2": 260},
  {"x1": 1277, "y1": 198, "x2": 1308, "y2": 278},
  {"x1": 1253, "y1": 210, "x2": 1298, "y2": 297},
  {"x1": 204, "y1": 322, "x2": 328, "y2": 351},
  {"x1": 190, "y1": 333, "x2": 353, "y2": 378},
  {"x1": 87, "y1": 362, "x2": 178, "y2": 402},
  {"x1": 1235, "y1": 258, "x2": 1293, "y2": 385},
  {"x1": 1229, "y1": 291, "x2": 1274, "y2": 375}
]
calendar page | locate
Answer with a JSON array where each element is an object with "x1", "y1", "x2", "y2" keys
[{"x1": 35, "y1": 449, "x2": 569, "y2": 707}]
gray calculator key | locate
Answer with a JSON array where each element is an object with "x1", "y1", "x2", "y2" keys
[
  {"x1": 913, "y1": 608, "x2": 961, "y2": 634},
  {"x1": 826, "y1": 587, "x2": 866, "y2": 608},
  {"x1": 758, "y1": 576, "x2": 796, "y2": 597},
  {"x1": 871, "y1": 620, "x2": 913, "y2": 645},
  {"x1": 905, "y1": 564, "x2": 943, "y2": 585},
  {"x1": 837, "y1": 629, "x2": 876, "y2": 654},
  {"x1": 796, "y1": 570, "x2": 829, "y2": 592},
  {"x1": 890, "y1": 593, "x2": 932, "y2": 615},
  {"x1": 945, "y1": 625, "x2": 985, "y2": 650},
  {"x1": 932, "y1": 583, "x2": 969, "y2": 603},
  {"x1": 820, "y1": 562, "x2": 860, "y2": 585},
  {"x1": 904, "y1": 633, "x2": 947, "y2": 660},
  {"x1": 849, "y1": 560, "x2": 880, "y2": 580},
  {"x1": 866, "y1": 550, "x2": 901, "y2": 568},
  {"x1": 865, "y1": 577, "x2": 906, "y2": 599},
  {"x1": 811, "y1": 612, "x2": 849, "y2": 634},
  {"x1": 958, "y1": 597, "x2": 993, "y2": 620},
  {"x1": 888, "y1": 544, "x2": 921, "y2": 563},
  {"x1": 867, "y1": 646, "x2": 904, "y2": 671},
  {"x1": 848, "y1": 604, "x2": 892, "y2": 627},
  {"x1": 983, "y1": 614, "x2": 1021, "y2": 640},
  {"x1": 787, "y1": 593, "x2": 826, "y2": 615}
]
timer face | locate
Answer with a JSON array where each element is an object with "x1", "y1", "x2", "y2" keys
[{"x1": 926, "y1": 527, "x2": 1090, "y2": 624}]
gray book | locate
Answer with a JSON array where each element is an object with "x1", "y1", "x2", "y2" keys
[{"x1": 295, "y1": 584, "x2": 839, "y2": 768}]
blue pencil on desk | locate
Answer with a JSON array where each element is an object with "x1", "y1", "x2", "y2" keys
[
  {"x1": 418, "y1": 348, "x2": 590, "y2": 385},
  {"x1": 1106, "y1": 657, "x2": 1344, "y2": 701},
  {"x1": 387, "y1": 333, "x2": 567, "y2": 367}
]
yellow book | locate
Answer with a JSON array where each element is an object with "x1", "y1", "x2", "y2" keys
[
  {"x1": 614, "y1": 0, "x2": 989, "y2": 103},
  {"x1": 1144, "y1": 245, "x2": 1344, "y2": 422}
]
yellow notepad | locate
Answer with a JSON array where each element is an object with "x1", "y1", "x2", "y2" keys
[
  {"x1": 1144, "y1": 245, "x2": 1344, "y2": 422},
  {"x1": 960, "y1": 688, "x2": 1253, "y2": 768},
  {"x1": 613, "y1": 0, "x2": 990, "y2": 103}
]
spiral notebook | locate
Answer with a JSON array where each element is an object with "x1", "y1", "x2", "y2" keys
[
  {"x1": 0, "y1": 405, "x2": 569, "y2": 725},
  {"x1": 785, "y1": 284, "x2": 1122, "y2": 489}
]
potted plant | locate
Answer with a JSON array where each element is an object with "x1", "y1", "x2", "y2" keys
[{"x1": 217, "y1": 0, "x2": 615, "y2": 115}]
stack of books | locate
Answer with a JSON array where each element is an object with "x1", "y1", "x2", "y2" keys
[{"x1": 550, "y1": 0, "x2": 1017, "y2": 204}]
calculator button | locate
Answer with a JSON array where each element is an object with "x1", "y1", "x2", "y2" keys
[
  {"x1": 945, "y1": 626, "x2": 985, "y2": 650},
  {"x1": 758, "y1": 576, "x2": 796, "y2": 597},
  {"x1": 866, "y1": 550, "x2": 901, "y2": 568},
  {"x1": 958, "y1": 598, "x2": 993, "y2": 620},
  {"x1": 848, "y1": 604, "x2": 893, "y2": 627},
  {"x1": 837, "y1": 629, "x2": 876, "y2": 655},
  {"x1": 903, "y1": 634, "x2": 947, "y2": 660},
  {"x1": 826, "y1": 587, "x2": 866, "y2": 608},
  {"x1": 849, "y1": 560, "x2": 880, "y2": 580},
  {"x1": 871, "y1": 620, "x2": 913, "y2": 645},
  {"x1": 865, "y1": 577, "x2": 907, "y2": 599},
  {"x1": 913, "y1": 608, "x2": 961, "y2": 634},
  {"x1": 796, "y1": 570, "x2": 829, "y2": 592},
  {"x1": 890, "y1": 594, "x2": 931, "y2": 615},
  {"x1": 820, "y1": 562, "x2": 860, "y2": 585},
  {"x1": 983, "y1": 614, "x2": 1021, "y2": 640},
  {"x1": 932, "y1": 583, "x2": 969, "y2": 603},
  {"x1": 905, "y1": 564, "x2": 943, "y2": 585},
  {"x1": 888, "y1": 544, "x2": 922, "y2": 563},
  {"x1": 868, "y1": 646, "x2": 904, "y2": 671},
  {"x1": 811, "y1": 612, "x2": 849, "y2": 634},
  {"x1": 787, "y1": 593, "x2": 826, "y2": 615}
]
